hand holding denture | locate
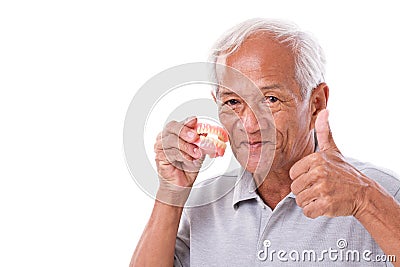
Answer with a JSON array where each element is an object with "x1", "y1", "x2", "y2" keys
[{"x1": 154, "y1": 117, "x2": 228, "y2": 189}]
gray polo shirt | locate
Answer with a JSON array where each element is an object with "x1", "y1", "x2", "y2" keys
[{"x1": 174, "y1": 158, "x2": 400, "y2": 266}]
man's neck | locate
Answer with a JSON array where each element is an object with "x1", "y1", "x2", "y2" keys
[
  {"x1": 256, "y1": 136, "x2": 316, "y2": 209},
  {"x1": 256, "y1": 170, "x2": 292, "y2": 210}
]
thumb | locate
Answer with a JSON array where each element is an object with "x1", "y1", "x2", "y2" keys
[{"x1": 315, "y1": 109, "x2": 337, "y2": 151}]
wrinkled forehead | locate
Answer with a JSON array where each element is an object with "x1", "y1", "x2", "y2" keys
[
  {"x1": 214, "y1": 59, "x2": 265, "y2": 101},
  {"x1": 213, "y1": 32, "x2": 297, "y2": 99}
]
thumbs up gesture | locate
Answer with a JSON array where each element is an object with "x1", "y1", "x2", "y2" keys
[{"x1": 289, "y1": 109, "x2": 372, "y2": 218}]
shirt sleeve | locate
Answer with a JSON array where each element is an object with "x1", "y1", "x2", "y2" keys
[
  {"x1": 358, "y1": 166, "x2": 400, "y2": 201},
  {"x1": 174, "y1": 209, "x2": 190, "y2": 267}
]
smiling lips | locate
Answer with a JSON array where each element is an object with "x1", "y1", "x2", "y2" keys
[{"x1": 194, "y1": 123, "x2": 229, "y2": 158}]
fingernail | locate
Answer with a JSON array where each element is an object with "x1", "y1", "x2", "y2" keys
[
  {"x1": 187, "y1": 131, "x2": 195, "y2": 139},
  {"x1": 185, "y1": 116, "x2": 196, "y2": 124}
]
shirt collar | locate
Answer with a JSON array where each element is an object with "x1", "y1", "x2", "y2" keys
[
  {"x1": 232, "y1": 168, "x2": 258, "y2": 208},
  {"x1": 232, "y1": 168, "x2": 296, "y2": 208}
]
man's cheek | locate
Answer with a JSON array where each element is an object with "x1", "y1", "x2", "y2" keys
[
  {"x1": 274, "y1": 115, "x2": 299, "y2": 145},
  {"x1": 219, "y1": 112, "x2": 231, "y2": 128},
  {"x1": 219, "y1": 114, "x2": 241, "y2": 136},
  {"x1": 274, "y1": 128, "x2": 286, "y2": 150}
]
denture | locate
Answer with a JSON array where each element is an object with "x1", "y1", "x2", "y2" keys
[{"x1": 194, "y1": 123, "x2": 229, "y2": 158}]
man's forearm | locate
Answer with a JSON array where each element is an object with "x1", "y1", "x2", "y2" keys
[
  {"x1": 355, "y1": 182, "x2": 400, "y2": 267},
  {"x1": 130, "y1": 200, "x2": 183, "y2": 267}
]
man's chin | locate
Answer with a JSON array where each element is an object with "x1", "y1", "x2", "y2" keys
[
  {"x1": 233, "y1": 149, "x2": 274, "y2": 176},
  {"x1": 244, "y1": 158, "x2": 273, "y2": 176}
]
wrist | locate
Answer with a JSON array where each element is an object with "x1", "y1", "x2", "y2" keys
[
  {"x1": 156, "y1": 180, "x2": 192, "y2": 207},
  {"x1": 153, "y1": 198, "x2": 184, "y2": 217},
  {"x1": 354, "y1": 179, "x2": 387, "y2": 221}
]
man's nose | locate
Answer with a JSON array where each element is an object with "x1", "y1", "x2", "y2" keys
[{"x1": 241, "y1": 108, "x2": 261, "y2": 134}]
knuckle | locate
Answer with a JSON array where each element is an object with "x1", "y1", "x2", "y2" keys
[
  {"x1": 162, "y1": 135, "x2": 175, "y2": 148},
  {"x1": 314, "y1": 166, "x2": 328, "y2": 179},
  {"x1": 295, "y1": 196, "x2": 303, "y2": 207},
  {"x1": 162, "y1": 151, "x2": 174, "y2": 163},
  {"x1": 167, "y1": 121, "x2": 184, "y2": 135},
  {"x1": 289, "y1": 167, "x2": 295, "y2": 179},
  {"x1": 321, "y1": 166, "x2": 329, "y2": 177},
  {"x1": 165, "y1": 120, "x2": 178, "y2": 130},
  {"x1": 290, "y1": 182, "x2": 299, "y2": 194},
  {"x1": 175, "y1": 148, "x2": 189, "y2": 160},
  {"x1": 305, "y1": 205, "x2": 319, "y2": 219},
  {"x1": 178, "y1": 126, "x2": 189, "y2": 139},
  {"x1": 178, "y1": 139, "x2": 188, "y2": 151},
  {"x1": 183, "y1": 153, "x2": 192, "y2": 161},
  {"x1": 154, "y1": 140, "x2": 164, "y2": 152},
  {"x1": 184, "y1": 142, "x2": 195, "y2": 155},
  {"x1": 319, "y1": 179, "x2": 329, "y2": 189},
  {"x1": 313, "y1": 182, "x2": 325, "y2": 196},
  {"x1": 178, "y1": 149, "x2": 192, "y2": 162},
  {"x1": 303, "y1": 207, "x2": 313, "y2": 218},
  {"x1": 154, "y1": 133, "x2": 164, "y2": 151},
  {"x1": 154, "y1": 156, "x2": 162, "y2": 164},
  {"x1": 310, "y1": 153, "x2": 320, "y2": 162}
]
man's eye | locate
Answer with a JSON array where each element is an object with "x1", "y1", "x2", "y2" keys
[
  {"x1": 264, "y1": 96, "x2": 279, "y2": 104},
  {"x1": 224, "y1": 99, "x2": 240, "y2": 106}
]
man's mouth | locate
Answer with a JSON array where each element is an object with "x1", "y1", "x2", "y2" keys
[
  {"x1": 242, "y1": 140, "x2": 265, "y2": 145},
  {"x1": 249, "y1": 141, "x2": 263, "y2": 147},
  {"x1": 240, "y1": 141, "x2": 274, "y2": 150}
]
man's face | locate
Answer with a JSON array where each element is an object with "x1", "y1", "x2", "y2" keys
[{"x1": 216, "y1": 33, "x2": 313, "y2": 176}]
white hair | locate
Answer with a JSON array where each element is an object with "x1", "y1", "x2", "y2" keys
[{"x1": 210, "y1": 18, "x2": 326, "y2": 99}]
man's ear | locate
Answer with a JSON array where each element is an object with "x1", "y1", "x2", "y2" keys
[{"x1": 309, "y1": 83, "x2": 329, "y2": 130}]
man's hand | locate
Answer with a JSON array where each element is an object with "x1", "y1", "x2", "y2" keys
[
  {"x1": 289, "y1": 109, "x2": 372, "y2": 218},
  {"x1": 154, "y1": 117, "x2": 204, "y2": 192}
]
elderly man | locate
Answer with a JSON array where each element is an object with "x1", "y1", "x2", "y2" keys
[{"x1": 130, "y1": 18, "x2": 400, "y2": 266}]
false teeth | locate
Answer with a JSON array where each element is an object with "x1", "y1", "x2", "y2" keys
[{"x1": 194, "y1": 123, "x2": 228, "y2": 158}]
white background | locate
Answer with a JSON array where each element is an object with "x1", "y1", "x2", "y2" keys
[{"x1": 1, "y1": 1, "x2": 399, "y2": 266}]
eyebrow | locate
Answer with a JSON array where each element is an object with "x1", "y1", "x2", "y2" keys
[
  {"x1": 217, "y1": 84, "x2": 283, "y2": 99},
  {"x1": 260, "y1": 84, "x2": 282, "y2": 90},
  {"x1": 218, "y1": 91, "x2": 238, "y2": 97}
]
